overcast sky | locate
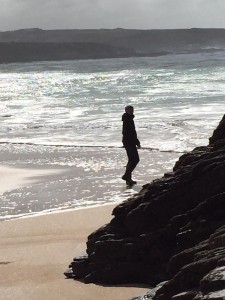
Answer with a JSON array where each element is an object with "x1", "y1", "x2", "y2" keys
[{"x1": 1, "y1": 0, "x2": 225, "y2": 31}]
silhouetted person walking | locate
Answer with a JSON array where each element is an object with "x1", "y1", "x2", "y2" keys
[{"x1": 122, "y1": 105, "x2": 140, "y2": 186}]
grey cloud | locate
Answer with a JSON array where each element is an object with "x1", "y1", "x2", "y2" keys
[{"x1": 1, "y1": 0, "x2": 225, "y2": 31}]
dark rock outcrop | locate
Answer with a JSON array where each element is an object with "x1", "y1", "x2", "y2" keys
[{"x1": 65, "y1": 115, "x2": 225, "y2": 299}]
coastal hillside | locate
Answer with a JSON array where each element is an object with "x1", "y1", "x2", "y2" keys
[
  {"x1": 1, "y1": 28, "x2": 225, "y2": 63},
  {"x1": 65, "y1": 115, "x2": 225, "y2": 299},
  {"x1": 0, "y1": 42, "x2": 135, "y2": 63}
]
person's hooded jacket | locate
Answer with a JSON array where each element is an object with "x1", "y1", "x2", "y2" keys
[{"x1": 122, "y1": 113, "x2": 140, "y2": 147}]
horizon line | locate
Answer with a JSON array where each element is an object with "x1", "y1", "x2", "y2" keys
[{"x1": 1, "y1": 27, "x2": 225, "y2": 33}]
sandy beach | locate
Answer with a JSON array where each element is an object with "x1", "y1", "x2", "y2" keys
[
  {"x1": 0, "y1": 145, "x2": 178, "y2": 300},
  {"x1": 0, "y1": 165, "x2": 149, "y2": 300}
]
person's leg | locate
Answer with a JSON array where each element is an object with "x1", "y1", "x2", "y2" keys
[
  {"x1": 126, "y1": 146, "x2": 139, "y2": 173},
  {"x1": 122, "y1": 146, "x2": 139, "y2": 185}
]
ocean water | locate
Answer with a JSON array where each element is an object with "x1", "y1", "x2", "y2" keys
[
  {"x1": 0, "y1": 52, "x2": 224, "y2": 151},
  {"x1": 0, "y1": 52, "x2": 225, "y2": 219}
]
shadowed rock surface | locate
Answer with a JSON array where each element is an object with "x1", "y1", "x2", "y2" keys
[{"x1": 65, "y1": 115, "x2": 225, "y2": 299}]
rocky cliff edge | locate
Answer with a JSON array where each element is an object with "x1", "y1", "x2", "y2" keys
[{"x1": 65, "y1": 115, "x2": 225, "y2": 300}]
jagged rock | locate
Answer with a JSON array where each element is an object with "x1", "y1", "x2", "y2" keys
[
  {"x1": 130, "y1": 282, "x2": 167, "y2": 300},
  {"x1": 64, "y1": 268, "x2": 75, "y2": 279},
  {"x1": 209, "y1": 115, "x2": 225, "y2": 145},
  {"x1": 154, "y1": 226, "x2": 225, "y2": 299},
  {"x1": 200, "y1": 266, "x2": 225, "y2": 294},
  {"x1": 172, "y1": 292, "x2": 198, "y2": 300},
  {"x1": 194, "y1": 290, "x2": 225, "y2": 300},
  {"x1": 65, "y1": 115, "x2": 225, "y2": 299}
]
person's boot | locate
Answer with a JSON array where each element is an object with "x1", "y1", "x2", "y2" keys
[
  {"x1": 122, "y1": 173, "x2": 131, "y2": 184},
  {"x1": 122, "y1": 172, "x2": 131, "y2": 185},
  {"x1": 122, "y1": 165, "x2": 137, "y2": 186},
  {"x1": 129, "y1": 178, "x2": 137, "y2": 185},
  {"x1": 125, "y1": 178, "x2": 137, "y2": 186}
]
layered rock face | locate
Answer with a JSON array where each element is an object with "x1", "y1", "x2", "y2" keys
[{"x1": 65, "y1": 115, "x2": 225, "y2": 299}]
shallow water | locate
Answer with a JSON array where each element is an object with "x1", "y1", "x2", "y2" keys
[{"x1": 0, "y1": 144, "x2": 178, "y2": 220}]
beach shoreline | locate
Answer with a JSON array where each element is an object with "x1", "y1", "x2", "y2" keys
[
  {"x1": 0, "y1": 147, "x2": 177, "y2": 299},
  {"x1": 0, "y1": 144, "x2": 179, "y2": 221}
]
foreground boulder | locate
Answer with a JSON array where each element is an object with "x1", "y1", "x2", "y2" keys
[{"x1": 65, "y1": 115, "x2": 225, "y2": 299}]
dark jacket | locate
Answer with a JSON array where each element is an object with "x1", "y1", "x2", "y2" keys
[{"x1": 122, "y1": 113, "x2": 140, "y2": 147}]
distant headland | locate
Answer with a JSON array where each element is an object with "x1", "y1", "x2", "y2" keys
[{"x1": 1, "y1": 28, "x2": 225, "y2": 63}]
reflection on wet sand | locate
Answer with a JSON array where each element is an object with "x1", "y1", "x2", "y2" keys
[{"x1": 0, "y1": 144, "x2": 179, "y2": 220}]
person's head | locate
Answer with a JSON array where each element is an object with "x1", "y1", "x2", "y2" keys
[{"x1": 125, "y1": 105, "x2": 134, "y2": 115}]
